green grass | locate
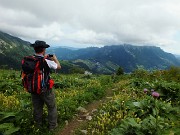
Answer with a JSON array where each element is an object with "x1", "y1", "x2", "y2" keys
[{"x1": 0, "y1": 67, "x2": 180, "y2": 135}]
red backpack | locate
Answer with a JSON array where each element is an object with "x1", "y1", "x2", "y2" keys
[{"x1": 21, "y1": 55, "x2": 54, "y2": 94}]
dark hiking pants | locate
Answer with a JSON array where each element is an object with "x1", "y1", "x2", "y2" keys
[{"x1": 31, "y1": 90, "x2": 57, "y2": 129}]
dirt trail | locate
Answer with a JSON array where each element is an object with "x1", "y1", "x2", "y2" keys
[{"x1": 58, "y1": 88, "x2": 115, "y2": 135}]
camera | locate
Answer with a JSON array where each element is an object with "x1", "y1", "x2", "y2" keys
[{"x1": 48, "y1": 54, "x2": 54, "y2": 57}]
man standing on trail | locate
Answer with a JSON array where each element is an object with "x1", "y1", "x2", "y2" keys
[{"x1": 30, "y1": 40, "x2": 61, "y2": 130}]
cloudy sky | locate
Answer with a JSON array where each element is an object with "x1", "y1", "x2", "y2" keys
[{"x1": 0, "y1": 0, "x2": 180, "y2": 54}]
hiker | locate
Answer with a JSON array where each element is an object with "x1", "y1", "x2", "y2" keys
[{"x1": 23, "y1": 40, "x2": 61, "y2": 130}]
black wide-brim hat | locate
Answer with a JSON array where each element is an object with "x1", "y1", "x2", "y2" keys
[{"x1": 31, "y1": 40, "x2": 50, "y2": 48}]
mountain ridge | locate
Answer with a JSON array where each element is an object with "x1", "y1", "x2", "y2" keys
[
  {"x1": 0, "y1": 31, "x2": 180, "y2": 74},
  {"x1": 47, "y1": 45, "x2": 180, "y2": 73}
]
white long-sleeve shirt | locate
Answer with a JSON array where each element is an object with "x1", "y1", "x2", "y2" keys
[{"x1": 45, "y1": 59, "x2": 57, "y2": 70}]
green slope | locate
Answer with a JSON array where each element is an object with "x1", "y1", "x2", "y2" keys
[{"x1": 0, "y1": 31, "x2": 33, "y2": 69}]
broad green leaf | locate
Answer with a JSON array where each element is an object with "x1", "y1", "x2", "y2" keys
[
  {"x1": 0, "y1": 112, "x2": 16, "y2": 122},
  {"x1": 4, "y1": 127, "x2": 20, "y2": 135},
  {"x1": 133, "y1": 102, "x2": 141, "y2": 107},
  {"x1": 128, "y1": 118, "x2": 139, "y2": 127},
  {"x1": 152, "y1": 108, "x2": 157, "y2": 116},
  {"x1": 0, "y1": 123, "x2": 14, "y2": 129}
]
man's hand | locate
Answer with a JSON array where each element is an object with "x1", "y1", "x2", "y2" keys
[{"x1": 51, "y1": 55, "x2": 57, "y2": 61}]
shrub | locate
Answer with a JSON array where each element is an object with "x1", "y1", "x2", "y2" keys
[{"x1": 116, "y1": 67, "x2": 124, "y2": 76}]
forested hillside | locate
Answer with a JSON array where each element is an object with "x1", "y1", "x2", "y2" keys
[{"x1": 0, "y1": 31, "x2": 33, "y2": 69}]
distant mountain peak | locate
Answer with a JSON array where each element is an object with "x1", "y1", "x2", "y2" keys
[{"x1": 48, "y1": 44, "x2": 180, "y2": 73}]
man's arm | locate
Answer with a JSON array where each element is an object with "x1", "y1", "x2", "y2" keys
[{"x1": 52, "y1": 55, "x2": 61, "y2": 69}]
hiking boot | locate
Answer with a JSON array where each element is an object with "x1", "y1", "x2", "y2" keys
[{"x1": 49, "y1": 123, "x2": 58, "y2": 131}]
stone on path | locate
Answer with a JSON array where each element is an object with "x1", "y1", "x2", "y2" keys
[
  {"x1": 86, "y1": 115, "x2": 92, "y2": 120},
  {"x1": 80, "y1": 130, "x2": 88, "y2": 134},
  {"x1": 65, "y1": 120, "x2": 68, "y2": 126},
  {"x1": 77, "y1": 106, "x2": 88, "y2": 114},
  {"x1": 91, "y1": 109, "x2": 98, "y2": 114}
]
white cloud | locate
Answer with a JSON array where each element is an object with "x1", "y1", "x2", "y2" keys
[
  {"x1": 0, "y1": 0, "x2": 180, "y2": 54},
  {"x1": 67, "y1": 29, "x2": 118, "y2": 45}
]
